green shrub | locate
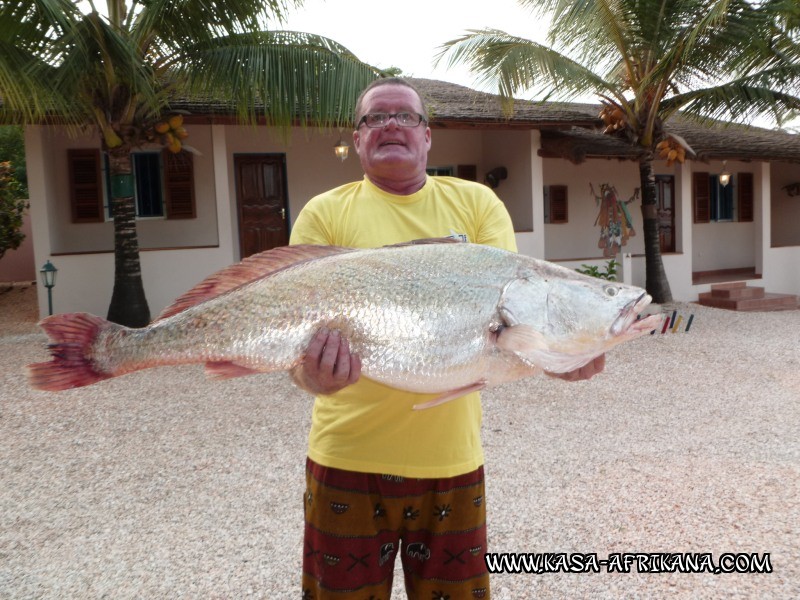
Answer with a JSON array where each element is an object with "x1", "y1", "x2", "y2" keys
[
  {"x1": 0, "y1": 161, "x2": 28, "y2": 260},
  {"x1": 576, "y1": 259, "x2": 619, "y2": 281}
]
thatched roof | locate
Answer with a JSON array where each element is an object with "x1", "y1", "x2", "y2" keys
[
  {"x1": 410, "y1": 80, "x2": 800, "y2": 165},
  {"x1": 173, "y1": 76, "x2": 800, "y2": 164},
  {"x1": 535, "y1": 103, "x2": 800, "y2": 165},
  {"x1": 409, "y1": 78, "x2": 599, "y2": 129}
]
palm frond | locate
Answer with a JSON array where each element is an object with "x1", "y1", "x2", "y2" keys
[
  {"x1": 662, "y1": 77, "x2": 800, "y2": 125},
  {"x1": 0, "y1": 0, "x2": 84, "y2": 122},
  {"x1": 436, "y1": 29, "x2": 615, "y2": 107},
  {"x1": 50, "y1": 11, "x2": 163, "y2": 126},
  {"x1": 168, "y1": 31, "x2": 381, "y2": 128},
  {"x1": 130, "y1": 0, "x2": 300, "y2": 48}
]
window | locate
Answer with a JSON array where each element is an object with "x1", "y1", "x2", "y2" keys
[
  {"x1": 709, "y1": 174, "x2": 734, "y2": 221},
  {"x1": 67, "y1": 148, "x2": 196, "y2": 223},
  {"x1": 132, "y1": 153, "x2": 163, "y2": 217},
  {"x1": 103, "y1": 152, "x2": 164, "y2": 218},
  {"x1": 426, "y1": 166, "x2": 453, "y2": 177},
  {"x1": 692, "y1": 171, "x2": 753, "y2": 223},
  {"x1": 543, "y1": 185, "x2": 568, "y2": 224}
]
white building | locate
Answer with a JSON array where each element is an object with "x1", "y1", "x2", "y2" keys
[{"x1": 24, "y1": 79, "x2": 800, "y2": 318}]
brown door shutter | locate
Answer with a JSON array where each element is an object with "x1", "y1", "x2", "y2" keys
[
  {"x1": 163, "y1": 150, "x2": 196, "y2": 219},
  {"x1": 693, "y1": 172, "x2": 710, "y2": 223},
  {"x1": 67, "y1": 149, "x2": 104, "y2": 223},
  {"x1": 548, "y1": 185, "x2": 568, "y2": 223},
  {"x1": 738, "y1": 172, "x2": 754, "y2": 222},
  {"x1": 457, "y1": 164, "x2": 477, "y2": 181}
]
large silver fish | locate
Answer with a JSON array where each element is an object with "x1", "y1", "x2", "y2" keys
[{"x1": 27, "y1": 241, "x2": 661, "y2": 407}]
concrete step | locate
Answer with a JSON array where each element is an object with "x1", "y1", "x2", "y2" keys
[
  {"x1": 710, "y1": 283, "x2": 765, "y2": 300},
  {"x1": 699, "y1": 290, "x2": 798, "y2": 311}
]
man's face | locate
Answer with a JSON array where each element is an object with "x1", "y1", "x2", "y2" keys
[{"x1": 353, "y1": 85, "x2": 431, "y2": 181}]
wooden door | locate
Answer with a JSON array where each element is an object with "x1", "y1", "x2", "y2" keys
[
  {"x1": 655, "y1": 175, "x2": 675, "y2": 253},
  {"x1": 235, "y1": 154, "x2": 289, "y2": 259}
]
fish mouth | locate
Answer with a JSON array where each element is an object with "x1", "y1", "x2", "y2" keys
[{"x1": 610, "y1": 293, "x2": 656, "y2": 337}]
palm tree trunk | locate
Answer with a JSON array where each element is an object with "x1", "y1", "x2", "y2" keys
[
  {"x1": 106, "y1": 150, "x2": 151, "y2": 327},
  {"x1": 639, "y1": 158, "x2": 673, "y2": 304}
]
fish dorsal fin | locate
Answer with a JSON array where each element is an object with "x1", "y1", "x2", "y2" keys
[
  {"x1": 155, "y1": 244, "x2": 354, "y2": 321},
  {"x1": 384, "y1": 236, "x2": 464, "y2": 248}
]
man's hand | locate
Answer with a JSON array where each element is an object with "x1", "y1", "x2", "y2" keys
[
  {"x1": 548, "y1": 354, "x2": 606, "y2": 382},
  {"x1": 290, "y1": 328, "x2": 361, "y2": 395}
]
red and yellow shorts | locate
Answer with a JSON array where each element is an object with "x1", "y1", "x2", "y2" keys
[{"x1": 302, "y1": 458, "x2": 490, "y2": 599}]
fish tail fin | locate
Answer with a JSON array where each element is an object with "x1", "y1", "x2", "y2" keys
[{"x1": 27, "y1": 313, "x2": 120, "y2": 392}]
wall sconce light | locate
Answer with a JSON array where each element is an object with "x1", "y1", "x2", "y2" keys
[
  {"x1": 783, "y1": 182, "x2": 800, "y2": 196},
  {"x1": 719, "y1": 161, "x2": 731, "y2": 187},
  {"x1": 334, "y1": 139, "x2": 349, "y2": 162},
  {"x1": 39, "y1": 260, "x2": 58, "y2": 315},
  {"x1": 484, "y1": 166, "x2": 508, "y2": 189}
]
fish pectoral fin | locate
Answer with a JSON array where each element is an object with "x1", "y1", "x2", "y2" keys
[
  {"x1": 495, "y1": 324, "x2": 549, "y2": 354},
  {"x1": 412, "y1": 381, "x2": 486, "y2": 410},
  {"x1": 205, "y1": 361, "x2": 262, "y2": 380}
]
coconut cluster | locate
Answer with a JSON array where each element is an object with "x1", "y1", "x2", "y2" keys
[
  {"x1": 153, "y1": 114, "x2": 189, "y2": 153},
  {"x1": 656, "y1": 138, "x2": 686, "y2": 166}
]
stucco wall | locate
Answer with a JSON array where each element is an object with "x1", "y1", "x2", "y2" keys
[
  {"x1": 770, "y1": 161, "x2": 800, "y2": 247},
  {"x1": 39, "y1": 126, "x2": 220, "y2": 254},
  {"x1": 542, "y1": 157, "x2": 646, "y2": 260},
  {"x1": 0, "y1": 210, "x2": 35, "y2": 282},
  {"x1": 689, "y1": 160, "x2": 757, "y2": 272},
  {"x1": 24, "y1": 123, "x2": 800, "y2": 317},
  {"x1": 481, "y1": 130, "x2": 534, "y2": 232},
  {"x1": 692, "y1": 222, "x2": 756, "y2": 271}
]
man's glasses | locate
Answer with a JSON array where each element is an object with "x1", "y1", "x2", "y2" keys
[{"x1": 357, "y1": 112, "x2": 427, "y2": 128}]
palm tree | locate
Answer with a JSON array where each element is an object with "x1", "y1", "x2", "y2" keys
[
  {"x1": 438, "y1": 0, "x2": 800, "y2": 303},
  {"x1": 0, "y1": 0, "x2": 381, "y2": 326}
]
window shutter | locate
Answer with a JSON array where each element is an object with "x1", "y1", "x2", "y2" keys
[
  {"x1": 67, "y1": 149, "x2": 104, "y2": 223},
  {"x1": 693, "y1": 172, "x2": 710, "y2": 223},
  {"x1": 457, "y1": 164, "x2": 477, "y2": 181},
  {"x1": 548, "y1": 185, "x2": 568, "y2": 223},
  {"x1": 163, "y1": 150, "x2": 196, "y2": 219},
  {"x1": 738, "y1": 172, "x2": 754, "y2": 222}
]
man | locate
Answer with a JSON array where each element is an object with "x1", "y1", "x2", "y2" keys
[{"x1": 290, "y1": 78, "x2": 603, "y2": 599}]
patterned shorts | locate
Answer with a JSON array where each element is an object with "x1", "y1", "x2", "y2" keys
[{"x1": 302, "y1": 458, "x2": 490, "y2": 600}]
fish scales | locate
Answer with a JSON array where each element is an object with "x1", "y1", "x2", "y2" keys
[
  {"x1": 26, "y1": 242, "x2": 662, "y2": 397},
  {"x1": 79, "y1": 244, "x2": 508, "y2": 387}
]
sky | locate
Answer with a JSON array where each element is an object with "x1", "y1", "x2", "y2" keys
[
  {"x1": 277, "y1": 0, "x2": 552, "y2": 96},
  {"x1": 277, "y1": 0, "x2": 795, "y2": 130}
]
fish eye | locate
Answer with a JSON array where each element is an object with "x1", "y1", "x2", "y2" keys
[{"x1": 603, "y1": 285, "x2": 619, "y2": 297}]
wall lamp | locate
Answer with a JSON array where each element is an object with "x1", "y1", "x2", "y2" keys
[
  {"x1": 334, "y1": 139, "x2": 349, "y2": 161},
  {"x1": 719, "y1": 161, "x2": 731, "y2": 187},
  {"x1": 484, "y1": 167, "x2": 508, "y2": 189}
]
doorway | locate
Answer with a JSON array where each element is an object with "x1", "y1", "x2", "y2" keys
[
  {"x1": 234, "y1": 154, "x2": 289, "y2": 259},
  {"x1": 655, "y1": 175, "x2": 675, "y2": 253}
]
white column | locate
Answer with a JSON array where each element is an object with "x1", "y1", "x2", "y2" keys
[
  {"x1": 211, "y1": 124, "x2": 237, "y2": 263},
  {"x1": 755, "y1": 161, "x2": 770, "y2": 277},
  {"x1": 525, "y1": 129, "x2": 545, "y2": 258},
  {"x1": 24, "y1": 125, "x2": 54, "y2": 317}
]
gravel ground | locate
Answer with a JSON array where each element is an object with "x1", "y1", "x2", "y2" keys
[{"x1": 1, "y1": 283, "x2": 799, "y2": 599}]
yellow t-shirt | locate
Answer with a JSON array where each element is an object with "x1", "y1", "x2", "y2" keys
[{"x1": 290, "y1": 175, "x2": 517, "y2": 478}]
